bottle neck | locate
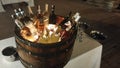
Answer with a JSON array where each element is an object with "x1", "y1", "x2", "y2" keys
[
  {"x1": 27, "y1": 6, "x2": 35, "y2": 20},
  {"x1": 28, "y1": 6, "x2": 33, "y2": 14},
  {"x1": 51, "y1": 5, "x2": 55, "y2": 14},
  {"x1": 43, "y1": 4, "x2": 49, "y2": 17},
  {"x1": 37, "y1": 5, "x2": 41, "y2": 15},
  {"x1": 45, "y1": 4, "x2": 48, "y2": 12}
]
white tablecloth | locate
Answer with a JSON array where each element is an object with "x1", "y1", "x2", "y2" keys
[
  {"x1": 0, "y1": 0, "x2": 5, "y2": 12},
  {"x1": 0, "y1": 0, "x2": 34, "y2": 12},
  {"x1": 0, "y1": 33, "x2": 102, "y2": 68},
  {"x1": 1, "y1": 0, "x2": 34, "y2": 6}
]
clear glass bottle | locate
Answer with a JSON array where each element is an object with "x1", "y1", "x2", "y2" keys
[
  {"x1": 35, "y1": 5, "x2": 44, "y2": 34},
  {"x1": 43, "y1": 4, "x2": 49, "y2": 25},
  {"x1": 11, "y1": 15, "x2": 24, "y2": 29}
]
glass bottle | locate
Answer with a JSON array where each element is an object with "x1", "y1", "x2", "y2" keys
[
  {"x1": 43, "y1": 4, "x2": 49, "y2": 25},
  {"x1": 49, "y1": 5, "x2": 56, "y2": 24},
  {"x1": 11, "y1": 15, "x2": 24, "y2": 29},
  {"x1": 27, "y1": 6, "x2": 35, "y2": 20},
  {"x1": 59, "y1": 11, "x2": 72, "y2": 29},
  {"x1": 36, "y1": 5, "x2": 44, "y2": 34}
]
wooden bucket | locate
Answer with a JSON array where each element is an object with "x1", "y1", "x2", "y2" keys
[{"x1": 15, "y1": 27, "x2": 77, "y2": 68}]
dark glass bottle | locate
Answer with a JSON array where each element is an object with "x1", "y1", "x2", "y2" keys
[
  {"x1": 14, "y1": 9, "x2": 19, "y2": 16},
  {"x1": 14, "y1": 9, "x2": 22, "y2": 19},
  {"x1": 59, "y1": 11, "x2": 72, "y2": 29},
  {"x1": 18, "y1": 8, "x2": 25, "y2": 18},
  {"x1": 49, "y1": 5, "x2": 56, "y2": 24}
]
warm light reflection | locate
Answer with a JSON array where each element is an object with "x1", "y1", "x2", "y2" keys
[{"x1": 21, "y1": 23, "x2": 61, "y2": 43}]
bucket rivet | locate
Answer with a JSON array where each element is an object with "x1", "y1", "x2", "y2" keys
[
  {"x1": 28, "y1": 43, "x2": 31, "y2": 46},
  {"x1": 34, "y1": 56, "x2": 38, "y2": 57},
  {"x1": 28, "y1": 52, "x2": 31, "y2": 55},
  {"x1": 30, "y1": 65, "x2": 33, "y2": 68},
  {"x1": 66, "y1": 49, "x2": 68, "y2": 52}
]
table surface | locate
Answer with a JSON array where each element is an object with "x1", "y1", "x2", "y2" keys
[{"x1": 0, "y1": 33, "x2": 102, "y2": 68}]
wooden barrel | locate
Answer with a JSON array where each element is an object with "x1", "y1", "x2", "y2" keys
[{"x1": 15, "y1": 27, "x2": 77, "y2": 68}]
